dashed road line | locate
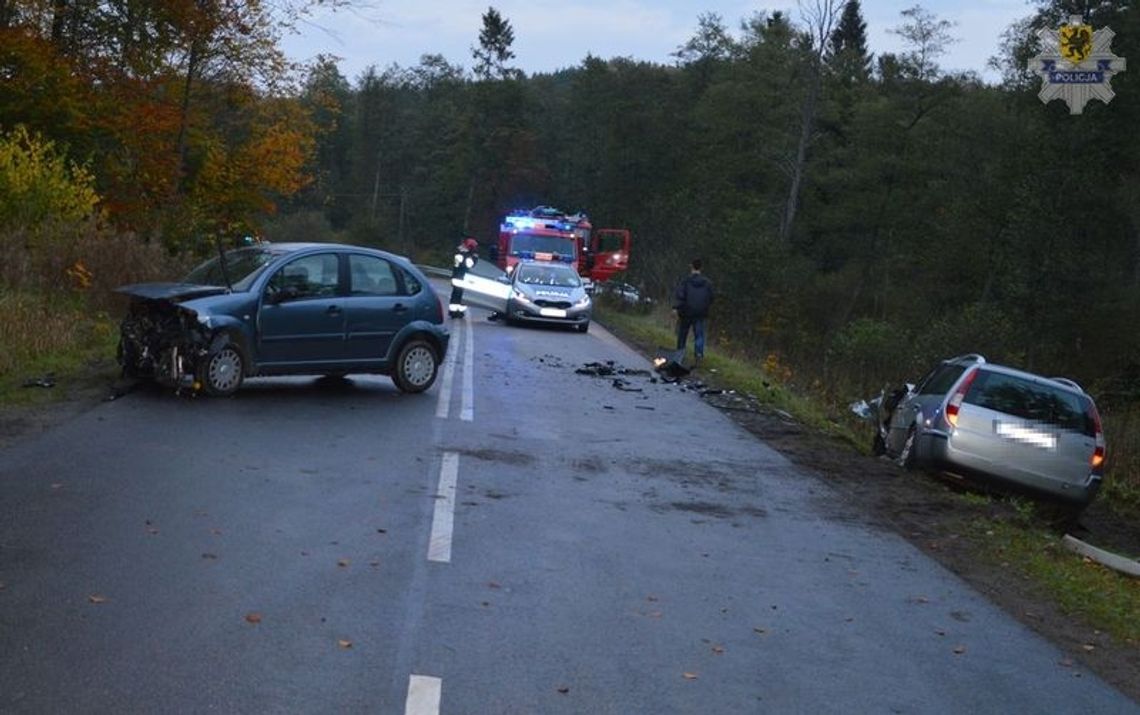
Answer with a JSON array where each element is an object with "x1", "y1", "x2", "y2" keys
[
  {"x1": 460, "y1": 309, "x2": 474, "y2": 422},
  {"x1": 405, "y1": 675, "x2": 442, "y2": 715},
  {"x1": 427, "y1": 452, "x2": 459, "y2": 563},
  {"x1": 434, "y1": 317, "x2": 461, "y2": 419}
]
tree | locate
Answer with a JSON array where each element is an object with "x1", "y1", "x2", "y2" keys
[
  {"x1": 472, "y1": 6, "x2": 520, "y2": 81},
  {"x1": 828, "y1": 0, "x2": 872, "y2": 85},
  {"x1": 890, "y1": 5, "x2": 957, "y2": 82},
  {"x1": 778, "y1": 0, "x2": 844, "y2": 243}
]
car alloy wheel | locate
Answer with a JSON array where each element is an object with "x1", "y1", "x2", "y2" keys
[
  {"x1": 394, "y1": 340, "x2": 438, "y2": 393},
  {"x1": 205, "y1": 345, "x2": 244, "y2": 396}
]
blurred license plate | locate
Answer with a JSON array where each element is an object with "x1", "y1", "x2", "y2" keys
[
  {"x1": 539, "y1": 308, "x2": 567, "y2": 318},
  {"x1": 994, "y1": 420, "x2": 1057, "y2": 450}
]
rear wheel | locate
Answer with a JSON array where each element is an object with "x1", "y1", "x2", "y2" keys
[
  {"x1": 200, "y1": 341, "x2": 244, "y2": 396},
  {"x1": 392, "y1": 339, "x2": 438, "y2": 393}
]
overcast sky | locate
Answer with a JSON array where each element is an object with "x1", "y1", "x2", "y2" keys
[{"x1": 279, "y1": 1, "x2": 1034, "y2": 84}]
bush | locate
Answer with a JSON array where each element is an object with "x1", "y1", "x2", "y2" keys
[{"x1": 0, "y1": 125, "x2": 100, "y2": 231}]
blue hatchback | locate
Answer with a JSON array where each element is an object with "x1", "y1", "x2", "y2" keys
[{"x1": 117, "y1": 243, "x2": 449, "y2": 396}]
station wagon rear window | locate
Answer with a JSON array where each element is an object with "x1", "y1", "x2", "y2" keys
[{"x1": 964, "y1": 371, "x2": 1094, "y2": 436}]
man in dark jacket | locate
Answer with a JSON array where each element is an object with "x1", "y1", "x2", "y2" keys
[
  {"x1": 449, "y1": 237, "x2": 479, "y2": 317},
  {"x1": 672, "y1": 258, "x2": 714, "y2": 365}
]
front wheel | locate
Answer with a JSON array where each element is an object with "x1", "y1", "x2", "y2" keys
[
  {"x1": 392, "y1": 339, "x2": 439, "y2": 393},
  {"x1": 576, "y1": 321, "x2": 590, "y2": 333},
  {"x1": 200, "y1": 342, "x2": 244, "y2": 396}
]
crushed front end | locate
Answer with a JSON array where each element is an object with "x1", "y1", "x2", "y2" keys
[{"x1": 116, "y1": 285, "x2": 222, "y2": 391}]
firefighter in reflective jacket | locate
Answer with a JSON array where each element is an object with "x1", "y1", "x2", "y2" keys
[{"x1": 449, "y1": 237, "x2": 479, "y2": 317}]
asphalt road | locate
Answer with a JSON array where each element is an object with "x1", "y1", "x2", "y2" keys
[{"x1": 1, "y1": 291, "x2": 1136, "y2": 714}]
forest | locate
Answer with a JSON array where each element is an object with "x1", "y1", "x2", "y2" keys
[{"x1": 3, "y1": 1, "x2": 1140, "y2": 502}]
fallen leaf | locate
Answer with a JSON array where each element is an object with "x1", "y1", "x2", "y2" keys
[
  {"x1": 556, "y1": 686, "x2": 570, "y2": 695},
  {"x1": 201, "y1": 553, "x2": 218, "y2": 560},
  {"x1": 376, "y1": 528, "x2": 387, "y2": 534},
  {"x1": 337, "y1": 559, "x2": 350, "y2": 568},
  {"x1": 646, "y1": 595, "x2": 659, "y2": 602},
  {"x1": 488, "y1": 581, "x2": 501, "y2": 589},
  {"x1": 912, "y1": 596, "x2": 930, "y2": 604},
  {"x1": 711, "y1": 645, "x2": 725, "y2": 655},
  {"x1": 51, "y1": 483, "x2": 63, "y2": 490},
  {"x1": 935, "y1": 629, "x2": 947, "y2": 637},
  {"x1": 481, "y1": 601, "x2": 490, "y2": 607},
  {"x1": 369, "y1": 561, "x2": 380, "y2": 567},
  {"x1": 338, "y1": 639, "x2": 353, "y2": 649},
  {"x1": 682, "y1": 672, "x2": 699, "y2": 680},
  {"x1": 753, "y1": 627, "x2": 767, "y2": 635},
  {"x1": 953, "y1": 645, "x2": 967, "y2": 655},
  {"x1": 88, "y1": 594, "x2": 107, "y2": 604},
  {"x1": 146, "y1": 528, "x2": 160, "y2": 535},
  {"x1": 1059, "y1": 659, "x2": 1074, "y2": 668},
  {"x1": 245, "y1": 612, "x2": 262, "y2": 624},
  {"x1": 1082, "y1": 644, "x2": 1096, "y2": 652}
]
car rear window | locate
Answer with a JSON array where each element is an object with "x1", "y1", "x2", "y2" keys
[
  {"x1": 918, "y1": 364, "x2": 966, "y2": 395},
  {"x1": 964, "y1": 371, "x2": 1094, "y2": 435}
]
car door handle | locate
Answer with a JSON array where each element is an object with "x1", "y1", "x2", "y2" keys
[
  {"x1": 326, "y1": 305, "x2": 342, "y2": 316},
  {"x1": 393, "y1": 303, "x2": 408, "y2": 313}
]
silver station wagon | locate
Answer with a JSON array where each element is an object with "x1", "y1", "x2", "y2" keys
[{"x1": 875, "y1": 354, "x2": 1106, "y2": 509}]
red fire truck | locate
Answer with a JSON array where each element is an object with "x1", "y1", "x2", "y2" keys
[{"x1": 494, "y1": 206, "x2": 630, "y2": 283}]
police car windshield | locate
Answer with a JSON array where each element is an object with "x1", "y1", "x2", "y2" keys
[
  {"x1": 517, "y1": 264, "x2": 581, "y2": 288},
  {"x1": 509, "y1": 232, "x2": 577, "y2": 257}
]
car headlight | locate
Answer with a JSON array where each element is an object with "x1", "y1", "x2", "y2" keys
[
  {"x1": 512, "y1": 288, "x2": 532, "y2": 303},
  {"x1": 574, "y1": 295, "x2": 591, "y2": 308}
]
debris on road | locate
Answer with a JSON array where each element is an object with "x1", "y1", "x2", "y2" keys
[{"x1": 22, "y1": 374, "x2": 55, "y2": 388}]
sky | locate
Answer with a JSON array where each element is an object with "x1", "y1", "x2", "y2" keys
[{"x1": 279, "y1": 0, "x2": 1036, "y2": 85}]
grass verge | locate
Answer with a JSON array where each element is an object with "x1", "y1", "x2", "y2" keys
[
  {"x1": 0, "y1": 290, "x2": 119, "y2": 407},
  {"x1": 972, "y1": 518, "x2": 1140, "y2": 645}
]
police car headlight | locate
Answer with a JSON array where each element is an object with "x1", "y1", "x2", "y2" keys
[
  {"x1": 574, "y1": 295, "x2": 591, "y2": 308},
  {"x1": 512, "y1": 288, "x2": 532, "y2": 303}
]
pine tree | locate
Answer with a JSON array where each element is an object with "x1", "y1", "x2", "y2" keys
[
  {"x1": 472, "y1": 7, "x2": 521, "y2": 81},
  {"x1": 828, "y1": 0, "x2": 872, "y2": 85}
]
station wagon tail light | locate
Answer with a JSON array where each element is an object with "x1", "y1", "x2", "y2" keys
[
  {"x1": 1088, "y1": 403, "x2": 1106, "y2": 473},
  {"x1": 945, "y1": 367, "x2": 980, "y2": 428}
]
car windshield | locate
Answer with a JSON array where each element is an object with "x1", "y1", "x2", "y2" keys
[
  {"x1": 517, "y1": 264, "x2": 581, "y2": 288},
  {"x1": 509, "y1": 232, "x2": 577, "y2": 258},
  {"x1": 183, "y1": 248, "x2": 275, "y2": 291}
]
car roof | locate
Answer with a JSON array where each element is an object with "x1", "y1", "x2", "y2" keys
[
  {"x1": 941, "y1": 353, "x2": 1089, "y2": 396},
  {"x1": 515, "y1": 259, "x2": 576, "y2": 272},
  {"x1": 257, "y1": 242, "x2": 412, "y2": 264}
]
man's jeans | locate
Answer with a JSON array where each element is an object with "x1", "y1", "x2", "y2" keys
[{"x1": 676, "y1": 316, "x2": 706, "y2": 358}]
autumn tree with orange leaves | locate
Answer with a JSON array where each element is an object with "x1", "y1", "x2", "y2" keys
[{"x1": 0, "y1": 0, "x2": 338, "y2": 250}]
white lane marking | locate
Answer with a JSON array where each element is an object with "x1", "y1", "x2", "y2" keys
[
  {"x1": 405, "y1": 675, "x2": 442, "y2": 715},
  {"x1": 427, "y1": 452, "x2": 459, "y2": 563},
  {"x1": 460, "y1": 309, "x2": 475, "y2": 422},
  {"x1": 434, "y1": 318, "x2": 461, "y2": 419}
]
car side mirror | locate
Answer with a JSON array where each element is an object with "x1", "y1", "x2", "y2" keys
[{"x1": 496, "y1": 275, "x2": 511, "y2": 284}]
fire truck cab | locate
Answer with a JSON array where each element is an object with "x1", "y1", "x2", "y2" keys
[{"x1": 495, "y1": 206, "x2": 631, "y2": 284}]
